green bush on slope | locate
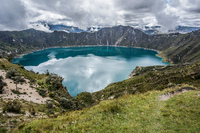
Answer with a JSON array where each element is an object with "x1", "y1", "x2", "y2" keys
[
  {"x1": 3, "y1": 100, "x2": 22, "y2": 113},
  {"x1": 0, "y1": 75, "x2": 7, "y2": 93}
]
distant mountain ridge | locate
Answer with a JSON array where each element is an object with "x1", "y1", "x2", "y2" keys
[
  {"x1": 140, "y1": 25, "x2": 200, "y2": 35},
  {"x1": 48, "y1": 24, "x2": 85, "y2": 33},
  {"x1": 31, "y1": 22, "x2": 200, "y2": 35},
  {"x1": 0, "y1": 25, "x2": 200, "y2": 63},
  {"x1": 31, "y1": 22, "x2": 102, "y2": 33}
]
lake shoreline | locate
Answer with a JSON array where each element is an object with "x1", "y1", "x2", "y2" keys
[
  {"x1": 13, "y1": 46, "x2": 169, "y2": 97},
  {"x1": 14, "y1": 45, "x2": 169, "y2": 64}
]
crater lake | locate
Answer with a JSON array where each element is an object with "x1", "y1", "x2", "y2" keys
[{"x1": 13, "y1": 46, "x2": 169, "y2": 97}]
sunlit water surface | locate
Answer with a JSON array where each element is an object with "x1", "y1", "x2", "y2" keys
[{"x1": 13, "y1": 46, "x2": 169, "y2": 97}]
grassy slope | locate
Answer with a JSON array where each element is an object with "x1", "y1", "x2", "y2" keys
[
  {"x1": 0, "y1": 58, "x2": 46, "y2": 82},
  {"x1": 14, "y1": 85, "x2": 200, "y2": 133},
  {"x1": 0, "y1": 58, "x2": 71, "y2": 99},
  {"x1": 93, "y1": 63, "x2": 200, "y2": 101},
  {"x1": 0, "y1": 59, "x2": 49, "y2": 132},
  {"x1": 0, "y1": 59, "x2": 73, "y2": 131},
  {"x1": 161, "y1": 30, "x2": 200, "y2": 63},
  {"x1": 12, "y1": 62, "x2": 200, "y2": 133},
  {"x1": 0, "y1": 99, "x2": 51, "y2": 132}
]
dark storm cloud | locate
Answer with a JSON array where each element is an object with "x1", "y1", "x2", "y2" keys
[
  {"x1": 0, "y1": 0, "x2": 28, "y2": 30},
  {"x1": 189, "y1": 9, "x2": 200, "y2": 13}
]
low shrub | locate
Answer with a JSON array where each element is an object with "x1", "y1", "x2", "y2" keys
[
  {"x1": 75, "y1": 92, "x2": 95, "y2": 107},
  {"x1": 6, "y1": 69, "x2": 17, "y2": 79},
  {"x1": 47, "y1": 109, "x2": 54, "y2": 115},
  {"x1": 38, "y1": 88, "x2": 47, "y2": 97},
  {"x1": 0, "y1": 76, "x2": 7, "y2": 94},
  {"x1": 3, "y1": 99, "x2": 22, "y2": 113},
  {"x1": 46, "y1": 101, "x2": 53, "y2": 109},
  {"x1": 11, "y1": 89, "x2": 21, "y2": 94},
  {"x1": 58, "y1": 97, "x2": 75, "y2": 109},
  {"x1": 49, "y1": 91, "x2": 55, "y2": 98},
  {"x1": 0, "y1": 127, "x2": 7, "y2": 133},
  {"x1": 29, "y1": 105, "x2": 36, "y2": 115},
  {"x1": 37, "y1": 80, "x2": 44, "y2": 86},
  {"x1": 18, "y1": 123, "x2": 25, "y2": 130},
  {"x1": 46, "y1": 73, "x2": 63, "y2": 90}
]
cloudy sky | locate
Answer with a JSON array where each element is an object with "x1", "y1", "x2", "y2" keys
[{"x1": 0, "y1": 0, "x2": 200, "y2": 31}]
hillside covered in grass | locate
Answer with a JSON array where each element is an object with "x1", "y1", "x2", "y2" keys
[
  {"x1": 8, "y1": 62, "x2": 199, "y2": 132},
  {"x1": 14, "y1": 85, "x2": 200, "y2": 133},
  {"x1": 0, "y1": 58, "x2": 94, "y2": 132},
  {"x1": 92, "y1": 63, "x2": 200, "y2": 101}
]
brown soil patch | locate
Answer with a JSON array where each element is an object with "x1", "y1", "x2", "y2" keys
[{"x1": 0, "y1": 69, "x2": 50, "y2": 104}]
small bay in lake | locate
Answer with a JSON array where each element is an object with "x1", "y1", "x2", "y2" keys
[{"x1": 13, "y1": 46, "x2": 169, "y2": 97}]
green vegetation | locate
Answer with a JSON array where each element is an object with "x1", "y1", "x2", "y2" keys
[
  {"x1": 2, "y1": 61, "x2": 196, "y2": 133},
  {"x1": 75, "y1": 92, "x2": 95, "y2": 107},
  {"x1": 0, "y1": 59, "x2": 74, "y2": 131},
  {"x1": 0, "y1": 26, "x2": 200, "y2": 132},
  {"x1": 45, "y1": 73, "x2": 72, "y2": 100},
  {"x1": 6, "y1": 68, "x2": 18, "y2": 79},
  {"x1": 58, "y1": 97, "x2": 75, "y2": 110},
  {"x1": 13, "y1": 85, "x2": 200, "y2": 133},
  {"x1": 0, "y1": 58, "x2": 46, "y2": 82},
  {"x1": 37, "y1": 88, "x2": 47, "y2": 97},
  {"x1": 0, "y1": 58, "x2": 72, "y2": 101},
  {"x1": 93, "y1": 63, "x2": 200, "y2": 101},
  {"x1": 3, "y1": 100, "x2": 22, "y2": 113},
  {"x1": 6, "y1": 68, "x2": 25, "y2": 91},
  {"x1": 28, "y1": 105, "x2": 36, "y2": 116},
  {"x1": 0, "y1": 127, "x2": 7, "y2": 133},
  {"x1": 0, "y1": 75, "x2": 7, "y2": 93},
  {"x1": 0, "y1": 57, "x2": 199, "y2": 132},
  {"x1": 45, "y1": 74, "x2": 64, "y2": 91},
  {"x1": 0, "y1": 98, "x2": 58, "y2": 131}
]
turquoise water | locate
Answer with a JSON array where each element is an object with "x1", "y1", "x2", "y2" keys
[{"x1": 13, "y1": 46, "x2": 169, "y2": 97}]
